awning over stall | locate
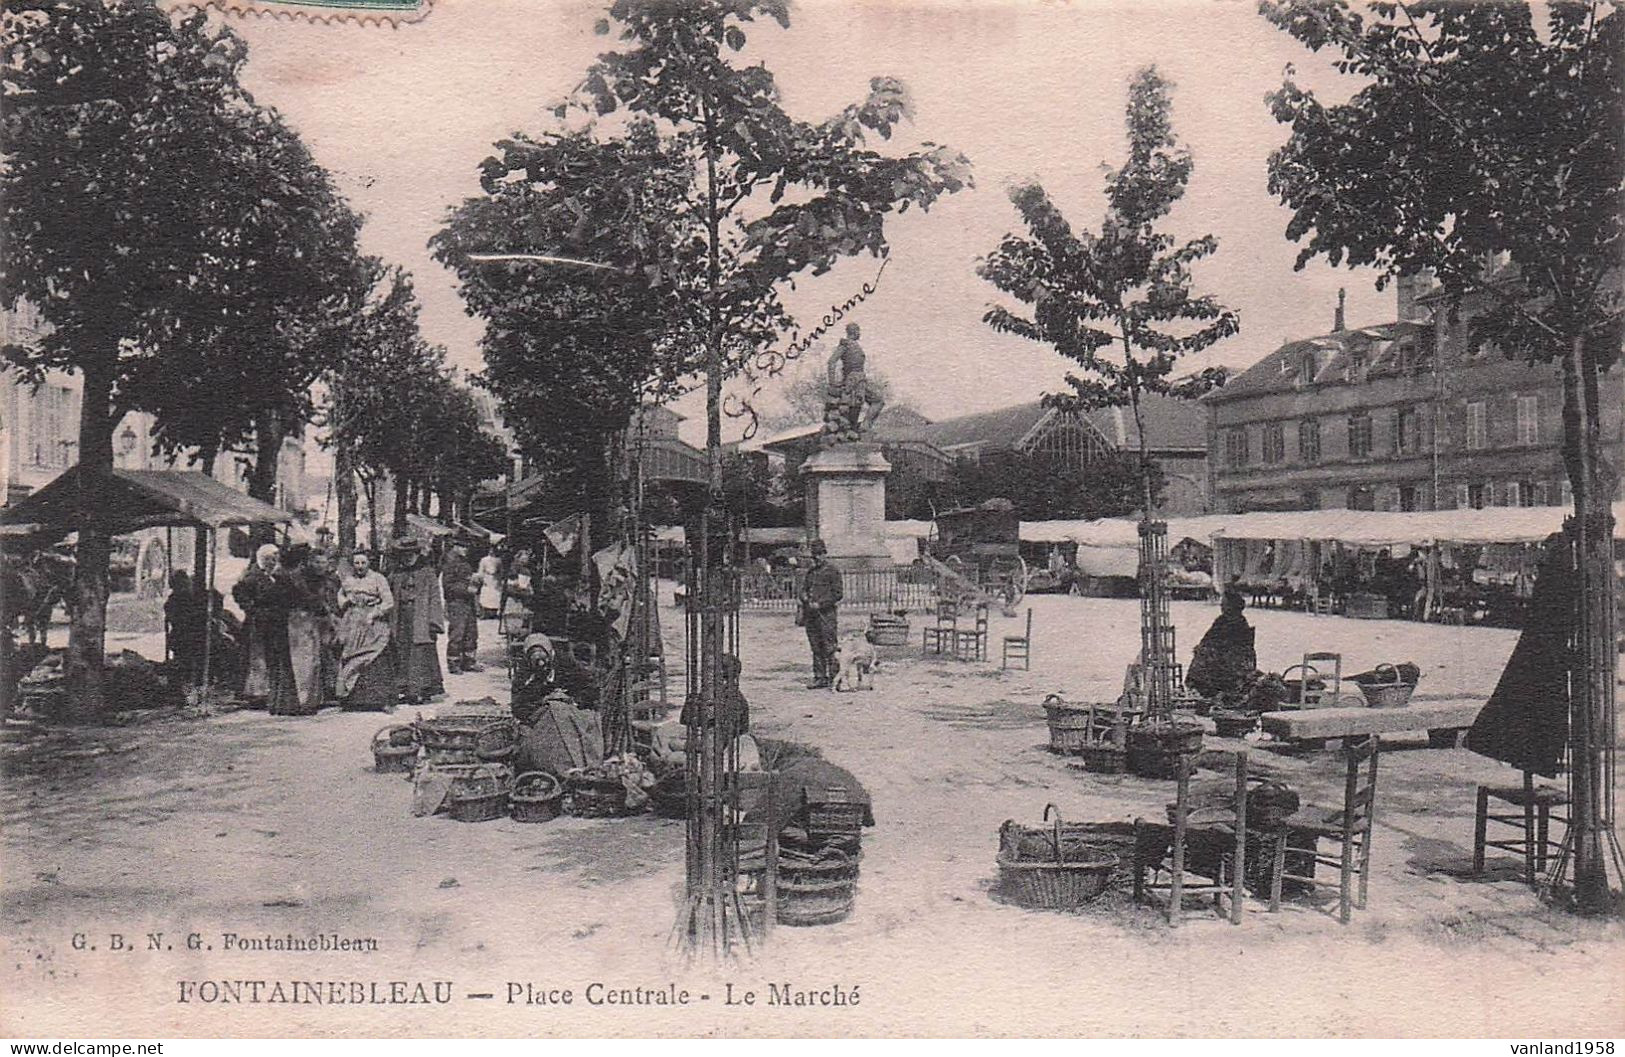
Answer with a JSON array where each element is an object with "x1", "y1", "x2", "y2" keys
[{"x1": 1, "y1": 466, "x2": 293, "y2": 538}]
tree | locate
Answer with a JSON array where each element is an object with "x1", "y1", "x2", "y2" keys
[
  {"x1": 319, "y1": 263, "x2": 444, "y2": 552},
  {"x1": 568, "y1": 0, "x2": 972, "y2": 952},
  {"x1": 581, "y1": 0, "x2": 973, "y2": 493},
  {"x1": 433, "y1": 124, "x2": 704, "y2": 536},
  {"x1": 950, "y1": 449, "x2": 1159, "y2": 521},
  {"x1": 1260, "y1": 0, "x2": 1622, "y2": 909},
  {"x1": 0, "y1": 1, "x2": 336, "y2": 719},
  {"x1": 978, "y1": 67, "x2": 1236, "y2": 519}
]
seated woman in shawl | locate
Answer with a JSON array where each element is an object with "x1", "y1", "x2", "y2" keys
[
  {"x1": 277, "y1": 544, "x2": 325, "y2": 716},
  {"x1": 337, "y1": 550, "x2": 395, "y2": 711},
  {"x1": 1185, "y1": 585, "x2": 1257, "y2": 707}
]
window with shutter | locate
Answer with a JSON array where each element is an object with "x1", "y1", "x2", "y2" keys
[
  {"x1": 1455, "y1": 483, "x2": 1470, "y2": 509},
  {"x1": 1466, "y1": 401, "x2": 1488, "y2": 449},
  {"x1": 1517, "y1": 395, "x2": 1539, "y2": 445}
]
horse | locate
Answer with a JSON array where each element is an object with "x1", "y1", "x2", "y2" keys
[{"x1": 2, "y1": 550, "x2": 73, "y2": 648}]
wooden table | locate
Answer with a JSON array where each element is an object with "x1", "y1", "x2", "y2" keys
[{"x1": 1260, "y1": 698, "x2": 1486, "y2": 749}]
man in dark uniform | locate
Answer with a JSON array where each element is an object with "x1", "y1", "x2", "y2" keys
[
  {"x1": 797, "y1": 538, "x2": 844, "y2": 688},
  {"x1": 442, "y1": 538, "x2": 481, "y2": 672}
]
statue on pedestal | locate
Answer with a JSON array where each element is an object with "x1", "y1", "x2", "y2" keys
[{"x1": 820, "y1": 323, "x2": 886, "y2": 447}]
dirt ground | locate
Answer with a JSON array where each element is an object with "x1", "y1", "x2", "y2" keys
[{"x1": 3, "y1": 592, "x2": 1622, "y2": 1038}]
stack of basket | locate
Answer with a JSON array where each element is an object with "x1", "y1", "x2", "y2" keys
[
  {"x1": 775, "y1": 786, "x2": 866, "y2": 926},
  {"x1": 414, "y1": 701, "x2": 517, "y2": 768}
]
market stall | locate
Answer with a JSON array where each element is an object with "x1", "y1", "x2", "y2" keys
[
  {"x1": 1209, "y1": 502, "x2": 1625, "y2": 626},
  {"x1": 1, "y1": 467, "x2": 294, "y2": 697}
]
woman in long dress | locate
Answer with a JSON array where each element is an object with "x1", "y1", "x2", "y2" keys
[
  {"x1": 477, "y1": 549, "x2": 503, "y2": 618},
  {"x1": 277, "y1": 544, "x2": 325, "y2": 716},
  {"x1": 337, "y1": 551, "x2": 395, "y2": 711},
  {"x1": 232, "y1": 544, "x2": 282, "y2": 707}
]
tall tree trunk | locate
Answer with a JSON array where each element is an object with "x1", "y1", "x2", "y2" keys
[
  {"x1": 193, "y1": 447, "x2": 218, "y2": 592},
  {"x1": 335, "y1": 442, "x2": 358, "y2": 557},
  {"x1": 247, "y1": 411, "x2": 285, "y2": 547},
  {"x1": 392, "y1": 473, "x2": 408, "y2": 535},
  {"x1": 1560, "y1": 337, "x2": 1617, "y2": 912},
  {"x1": 65, "y1": 358, "x2": 114, "y2": 723},
  {"x1": 361, "y1": 473, "x2": 379, "y2": 551}
]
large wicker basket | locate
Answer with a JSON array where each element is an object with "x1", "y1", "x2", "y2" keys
[
  {"x1": 997, "y1": 853, "x2": 1118, "y2": 909},
  {"x1": 1042, "y1": 694, "x2": 1101, "y2": 756},
  {"x1": 996, "y1": 805, "x2": 1119, "y2": 910}
]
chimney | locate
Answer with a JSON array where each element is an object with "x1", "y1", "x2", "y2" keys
[
  {"x1": 1334, "y1": 288, "x2": 1346, "y2": 332},
  {"x1": 1395, "y1": 270, "x2": 1431, "y2": 322}
]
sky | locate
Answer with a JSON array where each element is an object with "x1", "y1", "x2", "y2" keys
[{"x1": 231, "y1": 0, "x2": 1395, "y2": 447}]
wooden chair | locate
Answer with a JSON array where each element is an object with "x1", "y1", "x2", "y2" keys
[
  {"x1": 1000, "y1": 608, "x2": 1033, "y2": 670},
  {"x1": 1473, "y1": 772, "x2": 1570, "y2": 887},
  {"x1": 1133, "y1": 751, "x2": 1251, "y2": 926},
  {"x1": 1293, "y1": 651, "x2": 1343, "y2": 708},
  {"x1": 1269, "y1": 736, "x2": 1379, "y2": 924},
  {"x1": 921, "y1": 599, "x2": 958, "y2": 656},
  {"x1": 953, "y1": 602, "x2": 989, "y2": 662}
]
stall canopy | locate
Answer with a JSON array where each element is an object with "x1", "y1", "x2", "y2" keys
[
  {"x1": 1, "y1": 467, "x2": 293, "y2": 539},
  {"x1": 1020, "y1": 502, "x2": 1625, "y2": 550},
  {"x1": 1206, "y1": 502, "x2": 1625, "y2": 546},
  {"x1": 404, "y1": 512, "x2": 455, "y2": 540}
]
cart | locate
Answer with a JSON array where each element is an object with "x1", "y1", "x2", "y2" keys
[{"x1": 927, "y1": 499, "x2": 1029, "y2": 609}]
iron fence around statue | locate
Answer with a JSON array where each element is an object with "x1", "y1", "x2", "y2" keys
[{"x1": 737, "y1": 565, "x2": 938, "y2": 613}]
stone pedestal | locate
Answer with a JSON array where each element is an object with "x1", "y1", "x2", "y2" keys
[{"x1": 802, "y1": 443, "x2": 891, "y2": 571}]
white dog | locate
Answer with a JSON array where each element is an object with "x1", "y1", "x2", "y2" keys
[{"x1": 832, "y1": 632, "x2": 880, "y2": 692}]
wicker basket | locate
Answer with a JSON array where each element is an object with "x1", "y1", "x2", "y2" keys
[
  {"x1": 1077, "y1": 743, "x2": 1128, "y2": 774},
  {"x1": 779, "y1": 847, "x2": 862, "y2": 885},
  {"x1": 1210, "y1": 709, "x2": 1259, "y2": 739},
  {"x1": 422, "y1": 762, "x2": 512, "y2": 822},
  {"x1": 997, "y1": 853, "x2": 1118, "y2": 909},
  {"x1": 510, "y1": 771, "x2": 564, "y2": 823},
  {"x1": 802, "y1": 787, "x2": 866, "y2": 836},
  {"x1": 1355, "y1": 664, "x2": 1415, "y2": 709},
  {"x1": 1128, "y1": 746, "x2": 1197, "y2": 781},
  {"x1": 415, "y1": 712, "x2": 518, "y2": 761},
  {"x1": 866, "y1": 613, "x2": 911, "y2": 647},
  {"x1": 996, "y1": 805, "x2": 1119, "y2": 909},
  {"x1": 565, "y1": 776, "x2": 634, "y2": 818},
  {"x1": 448, "y1": 789, "x2": 509, "y2": 822},
  {"x1": 1043, "y1": 695, "x2": 1102, "y2": 756},
  {"x1": 1129, "y1": 719, "x2": 1205, "y2": 755},
  {"x1": 371, "y1": 725, "x2": 419, "y2": 773},
  {"x1": 776, "y1": 876, "x2": 855, "y2": 926}
]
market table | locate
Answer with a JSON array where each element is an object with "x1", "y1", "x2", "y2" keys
[{"x1": 1259, "y1": 698, "x2": 1486, "y2": 749}]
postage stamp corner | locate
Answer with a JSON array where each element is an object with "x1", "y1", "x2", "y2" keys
[{"x1": 166, "y1": 0, "x2": 433, "y2": 27}]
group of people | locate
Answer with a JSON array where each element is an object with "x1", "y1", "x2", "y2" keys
[{"x1": 164, "y1": 533, "x2": 531, "y2": 716}]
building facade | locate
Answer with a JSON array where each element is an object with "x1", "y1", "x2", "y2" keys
[
  {"x1": 1205, "y1": 280, "x2": 1625, "y2": 514},
  {"x1": 2, "y1": 302, "x2": 309, "y2": 512}
]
